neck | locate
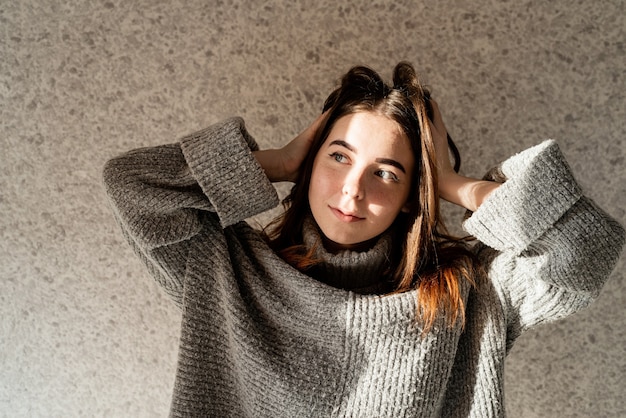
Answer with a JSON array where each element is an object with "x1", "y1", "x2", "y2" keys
[
  {"x1": 320, "y1": 235, "x2": 381, "y2": 254},
  {"x1": 302, "y1": 218, "x2": 394, "y2": 294}
]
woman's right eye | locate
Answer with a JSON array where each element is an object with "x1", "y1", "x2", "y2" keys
[{"x1": 329, "y1": 152, "x2": 348, "y2": 163}]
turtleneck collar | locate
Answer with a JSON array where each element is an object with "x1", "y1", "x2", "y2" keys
[{"x1": 301, "y1": 217, "x2": 395, "y2": 294}]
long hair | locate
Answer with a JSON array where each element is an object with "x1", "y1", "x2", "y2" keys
[{"x1": 264, "y1": 62, "x2": 476, "y2": 333}]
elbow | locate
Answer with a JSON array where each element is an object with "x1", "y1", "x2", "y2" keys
[
  {"x1": 523, "y1": 196, "x2": 625, "y2": 295},
  {"x1": 103, "y1": 153, "x2": 132, "y2": 190},
  {"x1": 552, "y1": 197, "x2": 625, "y2": 294}
]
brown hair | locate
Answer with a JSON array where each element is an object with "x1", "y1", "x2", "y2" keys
[{"x1": 264, "y1": 62, "x2": 476, "y2": 333}]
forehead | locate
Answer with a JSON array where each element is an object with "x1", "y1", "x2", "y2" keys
[{"x1": 325, "y1": 111, "x2": 414, "y2": 158}]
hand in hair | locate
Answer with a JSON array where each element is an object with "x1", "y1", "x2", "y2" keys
[
  {"x1": 429, "y1": 99, "x2": 500, "y2": 212},
  {"x1": 254, "y1": 112, "x2": 326, "y2": 183},
  {"x1": 429, "y1": 99, "x2": 457, "y2": 185}
]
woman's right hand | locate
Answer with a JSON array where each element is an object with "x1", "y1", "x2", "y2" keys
[{"x1": 254, "y1": 112, "x2": 326, "y2": 182}]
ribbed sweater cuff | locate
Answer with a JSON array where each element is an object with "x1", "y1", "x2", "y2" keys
[
  {"x1": 180, "y1": 117, "x2": 279, "y2": 227},
  {"x1": 463, "y1": 140, "x2": 583, "y2": 253}
]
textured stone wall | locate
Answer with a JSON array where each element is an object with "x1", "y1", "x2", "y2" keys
[{"x1": 1, "y1": 1, "x2": 624, "y2": 416}]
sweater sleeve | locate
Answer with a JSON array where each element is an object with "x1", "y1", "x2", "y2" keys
[
  {"x1": 103, "y1": 117, "x2": 279, "y2": 305},
  {"x1": 463, "y1": 140, "x2": 625, "y2": 345}
]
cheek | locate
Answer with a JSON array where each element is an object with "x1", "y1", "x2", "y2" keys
[
  {"x1": 365, "y1": 186, "x2": 411, "y2": 223},
  {"x1": 309, "y1": 166, "x2": 337, "y2": 201},
  {"x1": 308, "y1": 170, "x2": 325, "y2": 207}
]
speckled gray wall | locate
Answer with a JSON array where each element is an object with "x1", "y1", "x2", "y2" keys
[{"x1": 1, "y1": 0, "x2": 624, "y2": 416}]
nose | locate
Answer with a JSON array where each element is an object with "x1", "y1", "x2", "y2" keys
[{"x1": 342, "y1": 171, "x2": 365, "y2": 200}]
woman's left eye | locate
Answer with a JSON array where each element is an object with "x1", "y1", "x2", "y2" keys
[
  {"x1": 330, "y1": 152, "x2": 348, "y2": 163},
  {"x1": 376, "y1": 170, "x2": 399, "y2": 182}
]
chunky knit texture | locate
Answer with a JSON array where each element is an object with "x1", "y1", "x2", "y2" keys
[{"x1": 103, "y1": 117, "x2": 625, "y2": 417}]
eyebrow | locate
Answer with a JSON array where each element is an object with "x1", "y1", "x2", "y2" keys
[{"x1": 328, "y1": 140, "x2": 407, "y2": 173}]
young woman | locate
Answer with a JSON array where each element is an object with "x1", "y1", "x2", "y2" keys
[{"x1": 103, "y1": 62, "x2": 624, "y2": 417}]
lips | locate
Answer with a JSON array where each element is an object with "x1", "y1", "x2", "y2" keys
[{"x1": 330, "y1": 206, "x2": 364, "y2": 223}]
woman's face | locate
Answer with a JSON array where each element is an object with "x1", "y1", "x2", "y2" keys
[{"x1": 308, "y1": 111, "x2": 415, "y2": 251}]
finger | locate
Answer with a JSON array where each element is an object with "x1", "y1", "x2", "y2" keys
[
  {"x1": 311, "y1": 110, "x2": 327, "y2": 131},
  {"x1": 429, "y1": 99, "x2": 447, "y2": 134}
]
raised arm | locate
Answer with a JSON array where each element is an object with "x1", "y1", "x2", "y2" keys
[
  {"x1": 103, "y1": 117, "x2": 279, "y2": 304},
  {"x1": 465, "y1": 140, "x2": 624, "y2": 344},
  {"x1": 429, "y1": 99, "x2": 500, "y2": 212},
  {"x1": 428, "y1": 100, "x2": 624, "y2": 343}
]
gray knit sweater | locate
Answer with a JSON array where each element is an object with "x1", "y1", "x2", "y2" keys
[{"x1": 103, "y1": 117, "x2": 624, "y2": 417}]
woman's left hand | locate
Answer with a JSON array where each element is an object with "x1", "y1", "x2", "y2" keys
[
  {"x1": 428, "y1": 99, "x2": 457, "y2": 192},
  {"x1": 429, "y1": 99, "x2": 500, "y2": 212}
]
